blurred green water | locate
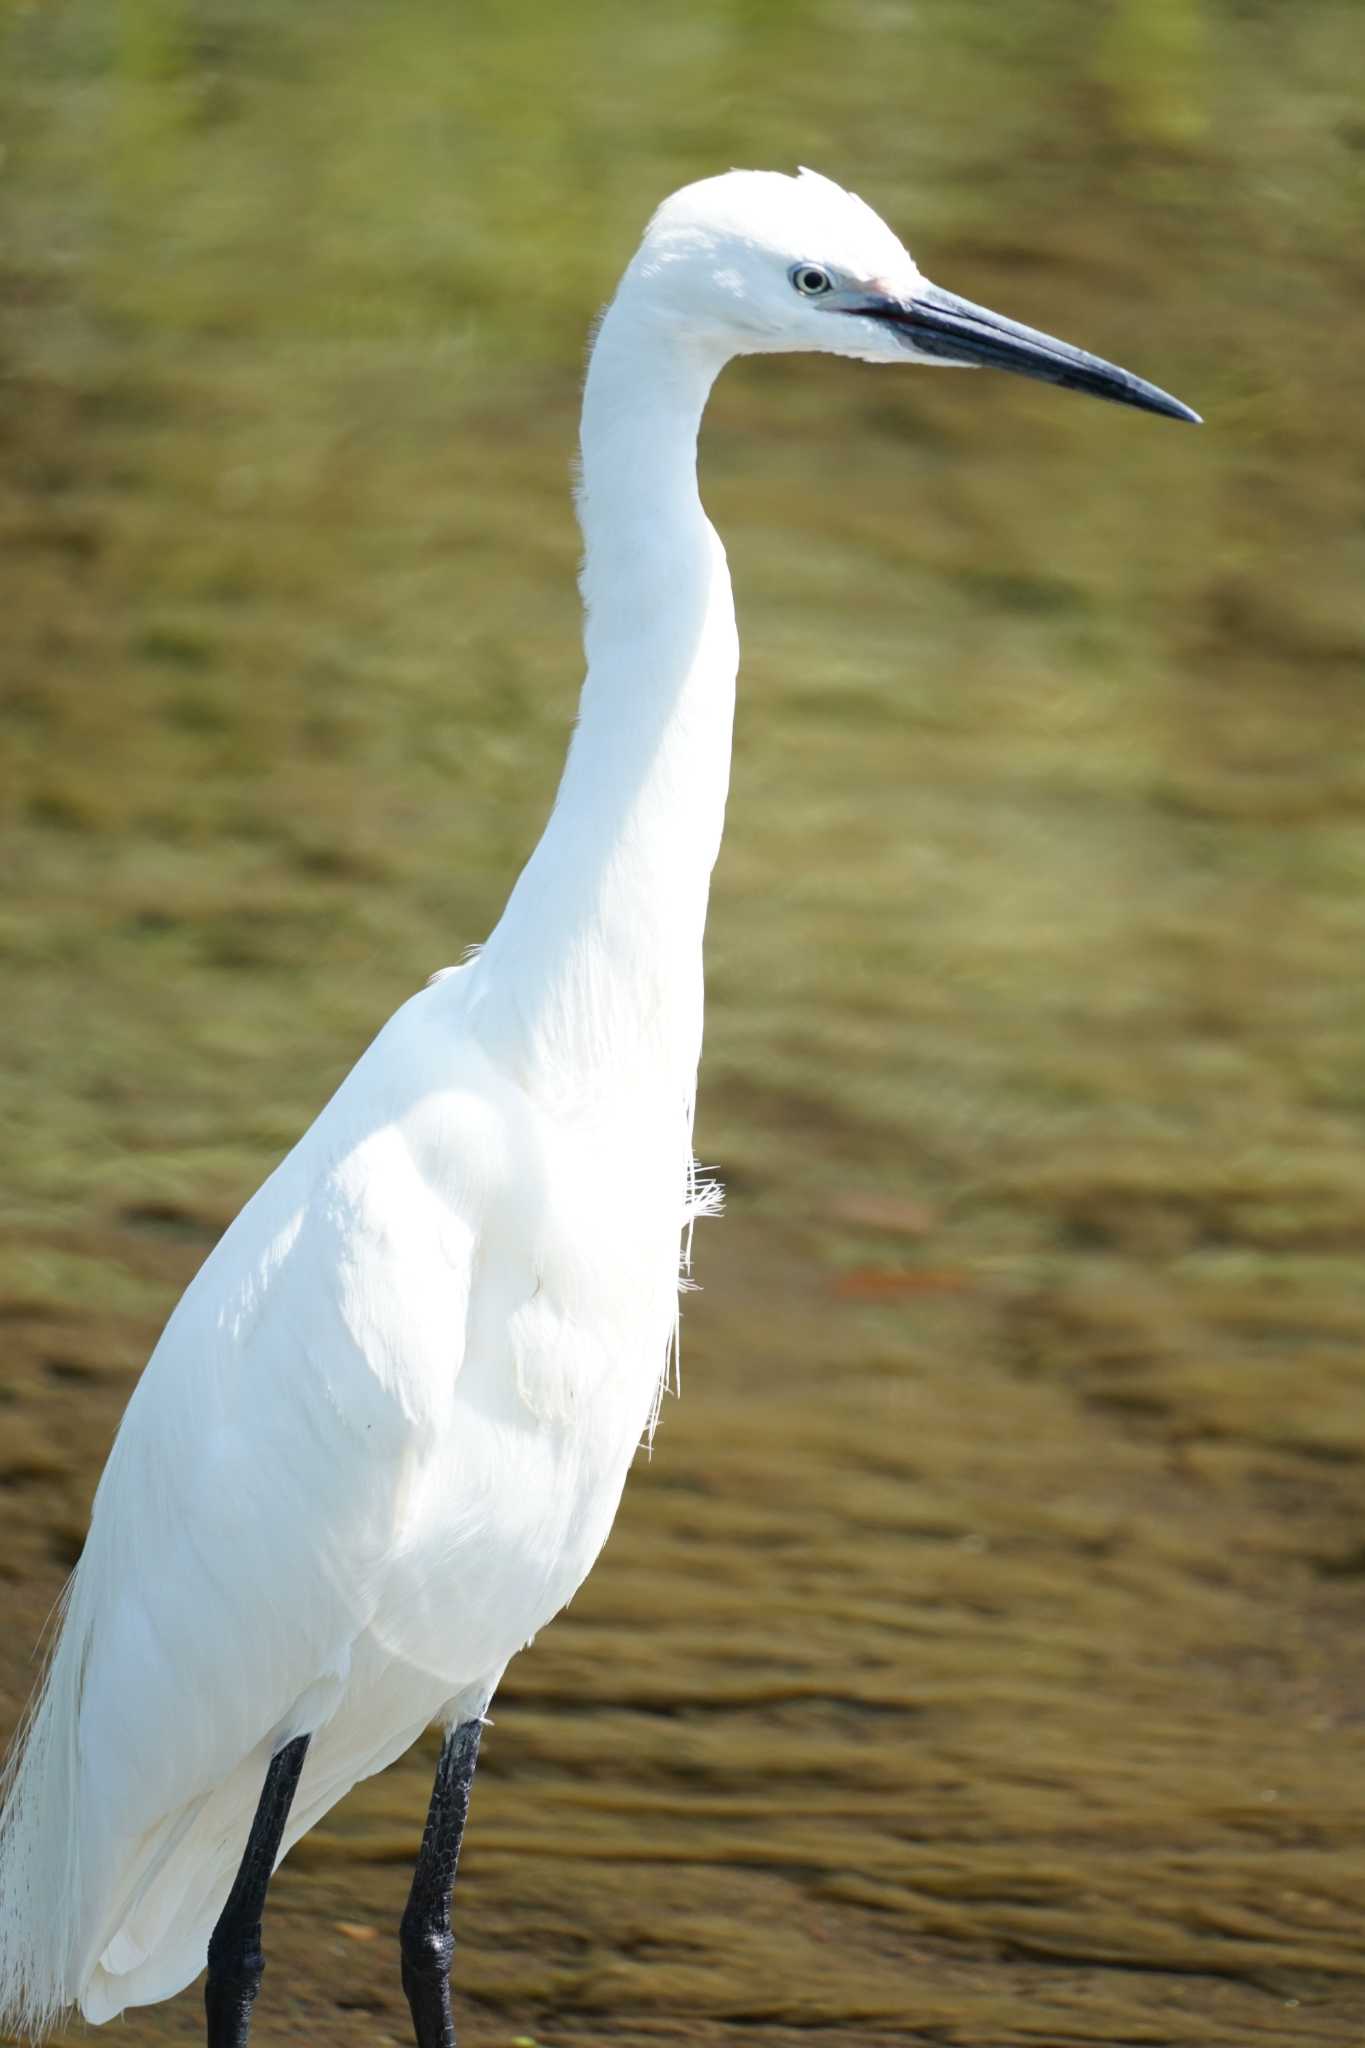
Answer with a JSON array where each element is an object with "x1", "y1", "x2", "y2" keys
[{"x1": 3, "y1": 4, "x2": 1365, "y2": 2044}]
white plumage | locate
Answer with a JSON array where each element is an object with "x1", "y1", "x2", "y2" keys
[{"x1": 0, "y1": 168, "x2": 1195, "y2": 2041}]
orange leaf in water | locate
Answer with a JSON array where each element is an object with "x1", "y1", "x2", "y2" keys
[
  {"x1": 835, "y1": 1265, "x2": 971, "y2": 1301},
  {"x1": 335, "y1": 1921, "x2": 380, "y2": 1943}
]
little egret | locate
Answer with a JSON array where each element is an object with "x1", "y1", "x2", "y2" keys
[{"x1": 0, "y1": 168, "x2": 1196, "y2": 2048}]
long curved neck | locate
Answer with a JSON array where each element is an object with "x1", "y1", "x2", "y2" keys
[{"x1": 476, "y1": 294, "x2": 737, "y2": 1112}]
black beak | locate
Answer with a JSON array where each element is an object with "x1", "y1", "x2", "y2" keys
[{"x1": 855, "y1": 280, "x2": 1200, "y2": 424}]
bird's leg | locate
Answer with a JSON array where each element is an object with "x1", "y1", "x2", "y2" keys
[
  {"x1": 399, "y1": 1719, "x2": 483, "y2": 2048},
  {"x1": 204, "y1": 1733, "x2": 310, "y2": 2048}
]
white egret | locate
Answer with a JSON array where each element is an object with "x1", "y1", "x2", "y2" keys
[{"x1": 0, "y1": 168, "x2": 1196, "y2": 2048}]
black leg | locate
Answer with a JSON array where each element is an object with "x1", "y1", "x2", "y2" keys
[
  {"x1": 400, "y1": 1719, "x2": 483, "y2": 2048},
  {"x1": 205, "y1": 1732, "x2": 310, "y2": 2048}
]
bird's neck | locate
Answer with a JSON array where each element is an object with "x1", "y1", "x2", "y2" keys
[{"x1": 475, "y1": 296, "x2": 737, "y2": 1116}]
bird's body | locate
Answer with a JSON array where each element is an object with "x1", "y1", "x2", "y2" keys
[
  {"x1": 33, "y1": 976, "x2": 688, "y2": 2019},
  {"x1": 0, "y1": 168, "x2": 1194, "y2": 2046}
]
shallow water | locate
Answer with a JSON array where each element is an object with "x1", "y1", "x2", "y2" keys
[{"x1": 3, "y1": 2, "x2": 1365, "y2": 2043}]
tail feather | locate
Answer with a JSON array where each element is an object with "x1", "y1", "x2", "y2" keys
[{"x1": 0, "y1": 1581, "x2": 88, "y2": 2041}]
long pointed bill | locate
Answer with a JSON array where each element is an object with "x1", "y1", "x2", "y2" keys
[{"x1": 855, "y1": 280, "x2": 1200, "y2": 424}]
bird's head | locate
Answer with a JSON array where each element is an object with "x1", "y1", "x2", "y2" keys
[{"x1": 627, "y1": 167, "x2": 1198, "y2": 424}]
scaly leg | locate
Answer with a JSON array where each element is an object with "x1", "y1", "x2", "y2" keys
[
  {"x1": 205, "y1": 1732, "x2": 310, "y2": 2048},
  {"x1": 399, "y1": 1719, "x2": 483, "y2": 2048}
]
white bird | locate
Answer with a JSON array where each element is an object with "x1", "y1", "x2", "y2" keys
[{"x1": 0, "y1": 168, "x2": 1196, "y2": 2048}]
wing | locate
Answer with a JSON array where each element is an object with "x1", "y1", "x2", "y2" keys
[{"x1": 67, "y1": 982, "x2": 512, "y2": 1851}]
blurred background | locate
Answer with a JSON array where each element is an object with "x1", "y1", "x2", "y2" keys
[{"x1": 3, "y1": 1, "x2": 1364, "y2": 2043}]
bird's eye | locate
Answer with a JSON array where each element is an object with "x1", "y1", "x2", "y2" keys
[{"x1": 790, "y1": 263, "x2": 834, "y2": 298}]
